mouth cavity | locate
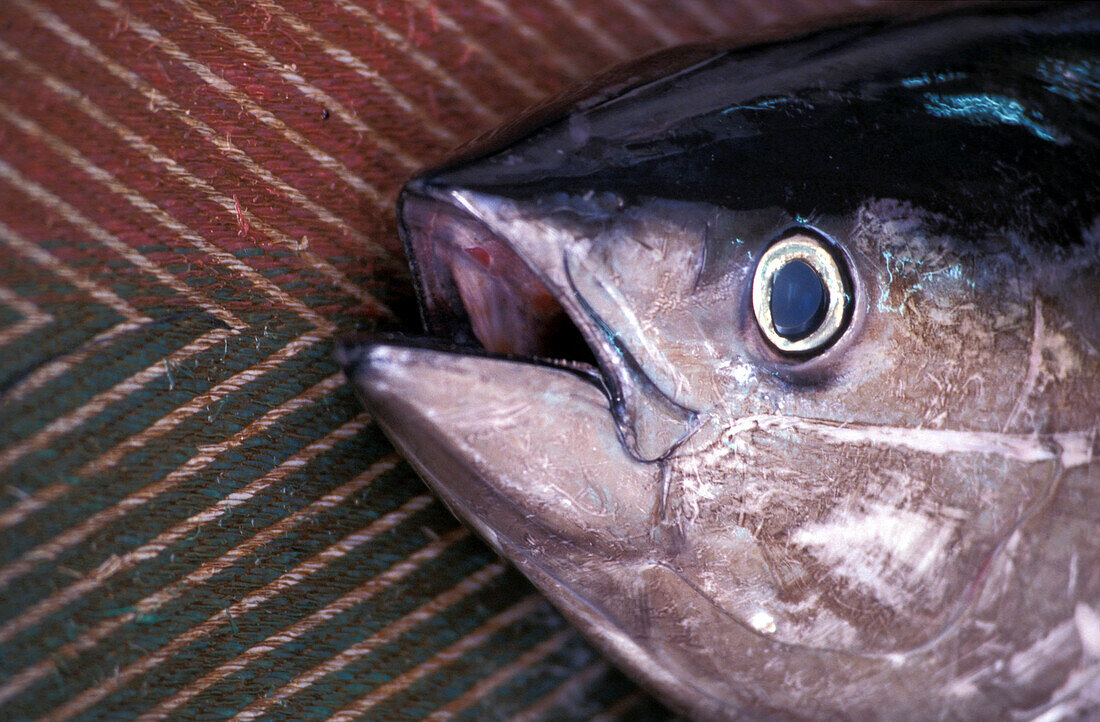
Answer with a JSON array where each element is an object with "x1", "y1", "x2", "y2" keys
[{"x1": 399, "y1": 187, "x2": 596, "y2": 368}]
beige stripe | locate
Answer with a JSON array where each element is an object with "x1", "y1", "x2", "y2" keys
[
  {"x1": 0, "y1": 158, "x2": 243, "y2": 331},
  {"x1": 470, "y1": 0, "x2": 585, "y2": 78},
  {"x1": 34, "y1": 0, "x2": 390, "y2": 209},
  {"x1": 0, "y1": 373, "x2": 346, "y2": 599},
  {"x1": 424, "y1": 629, "x2": 577, "y2": 722},
  {"x1": 0, "y1": 328, "x2": 229, "y2": 476},
  {"x1": 0, "y1": 320, "x2": 146, "y2": 406},
  {"x1": 326, "y1": 595, "x2": 541, "y2": 721},
  {"x1": 0, "y1": 313, "x2": 49, "y2": 348},
  {"x1": 402, "y1": 0, "x2": 545, "y2": 99},
  {"x1": 507, "y1": 660, "x2": 611, "y2": 722},
  {"x1": 232, "y1": 559, "x2": 506, "y2": 721},
  {"x1": 0, "y1": 101, "x2": 334, "y2": 332},
  {"x1": 32, "y1": 493, "x2": 436, "y2": 722},
  {"x1": 0, "y1": 285, "x2": 52, "y2": 348},
  {"x1": 141, "y1": 526, "x2": 472, "y2": 721},
  {"x1": 0, "y1": 218, "x2": 146, "y2": 322},
  {"x1": 0, "y1": 482, "x2": 69, "y2": 531},
  {"x1": 0, "y1": 27, "x2": 401, "y2": 284},
  {"x1": 248, "y1": 0, "x2": 458, "y2": 144},
  {"x1": 0, "y1": 454, "x2": 406, "y2": 709},
  {"x1": 0, "y1": 285, "x2": 45, "y2": 322},
  {"x1": 332, "y1": 0, "x2": 501, "y2": 124},
  {"x1": 544, "y1": 0, "x2": 632, "y2": 60},
  {"x1": 610, "y1": 0, "x2": 684, "y2": 46},
  {"x1": 167, "y1": 0, "x2": 419, "y2": 170},
  {"x1": 79, "y1": 329, "x2": 329, "y2": 477},
  {"x1": 588, "y1": 690, "x2": 647, "y2": 722}
]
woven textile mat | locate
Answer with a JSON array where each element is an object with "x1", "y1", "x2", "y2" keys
[{"x1": 1, "y1": 1, "x2": 909, "y2": 719}]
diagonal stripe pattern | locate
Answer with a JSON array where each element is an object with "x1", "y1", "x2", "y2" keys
[{"x1": 0, "y1": 1, "x2": 907, "y2": 719}]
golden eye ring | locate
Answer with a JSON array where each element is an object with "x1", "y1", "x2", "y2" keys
[{"x1": 751, "y1": 233, "x2": 851, "y2": 355}]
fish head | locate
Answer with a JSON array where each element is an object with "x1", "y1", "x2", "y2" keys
[{"x1": 341, "y1": 6, "x2": 1100, "y2": 719}]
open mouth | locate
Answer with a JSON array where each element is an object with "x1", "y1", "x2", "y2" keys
[
  {"x1": 397, "y1": 180, "x2": 598, "y2": 371},
  {"x1": 380, "y1": 177, "x2": 699, "y2": 465}
]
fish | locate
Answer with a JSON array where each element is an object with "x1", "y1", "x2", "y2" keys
[{"x1": 337, "y1": 5, "x2": 1100, "y2": 720}]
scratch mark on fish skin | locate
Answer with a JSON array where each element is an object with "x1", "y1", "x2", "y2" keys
[
  {"x1": 1005, "y1": 297, "x2": 1045, "y2": 432},
  {"x1": 1068, "y1": 552, "x2": 1079, "y2": 598},
  {"x1": 712, "y1": 413, "x2": 1094, "y2": 469},
  {"x1": 792, "y1": 504, "x2": 958, "y2": 607},
  {"x1": 1075, "y1": 603, "x2": 1100, "y2": 658}
]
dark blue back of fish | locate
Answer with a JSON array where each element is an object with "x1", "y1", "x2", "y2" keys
[{"x1": 428, "y1": 4, "x2": 1099, "y2": 249}]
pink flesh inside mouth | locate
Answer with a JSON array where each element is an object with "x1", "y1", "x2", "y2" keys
[{"x1": 400, "y1": 192, "x2": 595, "y2": 364}]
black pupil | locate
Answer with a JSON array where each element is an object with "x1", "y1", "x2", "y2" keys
[{"x1": 770, "y1": 260, "x2": 827, "y2": 340}]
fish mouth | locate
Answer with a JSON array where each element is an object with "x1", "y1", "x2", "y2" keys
[
  {"x1": 382, "y1": 176, "x2": 698, "y2": 464},
  {"x1": 337, "y1": 173, "x2": 678, "y2": 547},
  {"x1": 397, "y1": 179, "x2": 599, "y2": 369},
  {"x1": 335, "y1": 171, "x2": 675, "y2": 587}
]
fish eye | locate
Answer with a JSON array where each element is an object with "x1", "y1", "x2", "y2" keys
[{"x1": 751, "y1": 231, "x2": 851, "y2": 355}]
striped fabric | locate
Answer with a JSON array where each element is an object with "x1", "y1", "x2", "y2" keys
[{"x1": 0, "y1": 1, "x2": 912, "y2": 719}]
